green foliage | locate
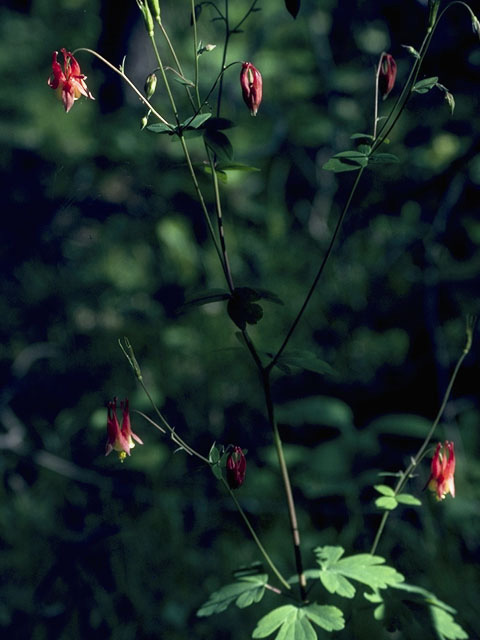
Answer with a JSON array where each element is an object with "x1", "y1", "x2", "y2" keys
[
  {"x1": 366, "y1": 583, "x2": 468, "y2": 639},
  {"x1": 197, "y1": 574, "x2": 268, "y2": 616},
  {"x1": 252, "y1": 603, "x2": 345, "y2": 639},
  {"x1": 274, "y1": 350, "x2": 334, "y2": 376},
  {"x1": 314, "y1": 546, "x2": 404, "y2": 598},
  {"x1": 412, "y1": 76, "x2": 439, "y2": 94},
  {"x1": 374, "y1": 485, "x2": 422, "y2": 510}
]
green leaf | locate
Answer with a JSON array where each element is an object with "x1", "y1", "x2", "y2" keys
[
  {"x1": 216, "y1": 162, "x2": 261, "y2": 173},
  {"x1": 304, "y1": 603, "x2": 345, "y2": 632},
  {"x1": 350, "y1": 133, "x2": 374, "y2": 141},
  {"x1": 314, "y1": 546, "x2": 404, "y2": 598},
  {"x1": 357, "y1": 144, "x2": 372, "y2": 155},
  {"x1": 412, "y1": 76, "x2": 439, "y2": 94},
  {"x1": 205, "y1": 117, "x2": 236, "y2": 131},
  {"x1": 252, "y1": 604, "x2": 344, "y2": 639},
  {"x1": 375, "y1": 496, "x2": 398, "y2": 510},
  {"x1": 204, "y1": 130, "x2": 234, "y2": 161},
  {"x1": 180, "y1": 113, "x2": 212, "y2": 130},
  {"x1": 323, "y1": 150, "x2": 369, "y2": 173},
  {"x1": 197, "y1": 574, "x2": 268, "y2": 617},
  {"x1": 208, "y1": 442, "x2": 220, "y2": 464},
  {"x1": 181, "y1": 288, "x2": 230, "y2": 310},
  {"x1": 275, "y1": 350, "x2": 334, "y2": 376},
  {"x1": 146, "y1": 122, "x2": 175, "y2": 134},
  {"x1": 374, "y1": 484, "x2": 395, "y2": 497},
  {"x1": 380, "y1": 583, "x2": 469, "y2": 640},
  {"x1": 170, "y1": 74, "x2": 195, "y2": 87},
  {"x1": 368, "y1": 152, "x2": 400, "y2": 164},
  {"x1": 395, "y1": 493, "x2": 421, "y2": 506}
]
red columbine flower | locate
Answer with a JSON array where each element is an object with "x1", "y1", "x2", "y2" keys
[
  {"x1": 378, "y1": 52, "x2": 397, "y2": 100},
  {"x1": 105, "y1": 398, "x2": 143, "y2": 461},
  {"x1": 48, "y1": 48, "x2": 95, "y2": 113},
  {"x1": 226, "y1": 446, "x2": 246, "y2": 489},
  {"x1": 428, "y1": 441, "x2": 455, "y2": 500},
  {"x1": 240, "y1": 62, "x2": 263, "y2": 116}
]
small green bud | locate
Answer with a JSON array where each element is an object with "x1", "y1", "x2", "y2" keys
[
  {"x1": 445, "y1": 92, "x2": 455, "y2": 116},
  {"x1": 148, "y1": 0, "x2": 161, "y2": 24},
  {"x1": 427, "y1": 0, "x2": 440, "y2": 29},
  {"x1": 144, "y1": 72, "x2": 157, "y2": 99},
  {"x1": 136, "y1": 0, "x2": 154, "y2": 36}
]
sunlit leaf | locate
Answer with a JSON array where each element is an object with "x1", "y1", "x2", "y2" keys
[
  {"x1": 315, "y1": 546, "x2": 404, "y2": 598},
  {"x1": 197, "y1": 574, "x2": 268, "y2": 617},
  {"x1": 374, "y1": 484, "x2": 395, "y2": 496},
  {"x1": 395, "y1": 493, "x2": 421, "y2": 506},
  {"x1": 252, "y1": 603, "x2": 344, "y2": 639},
  {"x1": 375, "y1": 496, "x2": 398, "y2": 510},
  {"x1": 180, "y1": 113, "x2": 212, "y2": 130}
]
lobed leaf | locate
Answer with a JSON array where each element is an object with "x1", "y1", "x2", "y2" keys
[
  {"x1": 252, "y1": 603, "x2": 344, "y2": 639},
  {"x1": 315, "y1": 546, "x2": 404, "y2": 598},
  {"x1": 197, "y1": 574, "x2": 268, "y2": 617}
]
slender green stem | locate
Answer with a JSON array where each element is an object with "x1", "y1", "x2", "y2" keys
[
  {"x1": 74, "y1": 48, "x2": 172, "y2": 128},
  {"x1": 217, "y1": 0, "x2": 230, "y2": 117},
  {"x1": 226, "y1": 480, "x2": 291, "y2": 591},
  {"x1": 268, "y1": 168, "x2": 365, "y2": 371},
  {"x1": 370, "y1": 317, "x2": 477, "y2": 555},
  {"x1": 158, "y1": 21, "x2": 197, "y2": 111},
  {"x1": 138, "y1": 377, "x2": 210, "y2": 463},
  {"x1": 149, "y1": 35, "x2": 180, "y2": 124},
  {"x1": 191, "y1": 0, "x2": 202, "y2": 109},
  {"x1": 205, "y1": 145, "x2": 235, "y2": 292},
  {"x1": 262, "y1": 369, "x2": 307, "y2": 601},
  {"x1": 178, "y1": 134, "x2": 230, "y2": 282},
  {"x1": 373, "y1": 55, "x2": 382, "y2": 140}
]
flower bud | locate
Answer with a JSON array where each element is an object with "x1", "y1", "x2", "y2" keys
[
  {"x1": 226, "y1": 446, "x2": 246, "y2": 489},
  {"x1": 144, "y1": 72, "x2": 157, "y2": 100},
  {"x1": 378, "y1": 52, "x2": 397, "y2": 100},
  {"x1": 148, "y1": 0, "x2": 161, "y2": 24},
  {"x1": 240, "y1": 62, "x2": 263, "y2": 116},
  {"x1": 427, "y1": 441, "x2": 455, "y2": 500}
]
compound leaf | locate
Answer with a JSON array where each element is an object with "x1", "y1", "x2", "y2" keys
[
  {"x1": 197, "y1": 574, "x2": 268, "y2": 617},
  {"x1": 315, "y1": 546, "x2": 404, "y2": 598}
]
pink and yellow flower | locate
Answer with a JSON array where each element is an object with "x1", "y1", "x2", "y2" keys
[
  {"x1": 428, "y1": 441, "x2": 455, "y2": 500},
  {"x1": 105, "y1": 398, "x2": 143, "y2": 461},
  {"x1": 48, "y1": 49, "x2": 95, "y2": 113}
]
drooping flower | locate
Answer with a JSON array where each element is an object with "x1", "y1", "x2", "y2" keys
[
  {"x1": 105, "y1": 398, "x2": 143, "y2": 461},
  {"x1": 240, "y1": 62, "x2": 263, "y2": 116},
  {"x1": 427, "y1": 441, "x2": 455, "y2": 500},
  {"x1": 48, "y1": 49, "x2": 95, "y2": 113},
  {"x1": 226, "y1": 446, "x2": 246, "y2": 489},
  {"x1": 378, "y1": 52, "x2": 397, "y2": 100}
]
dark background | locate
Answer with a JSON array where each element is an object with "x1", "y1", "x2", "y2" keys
[{"x1": 1, "y1": 0, "x2": 479, "y2": 638}]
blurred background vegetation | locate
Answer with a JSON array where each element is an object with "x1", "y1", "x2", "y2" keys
[{"x1": 1, "y1": 0, "x2": 479, "y2": 638}]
